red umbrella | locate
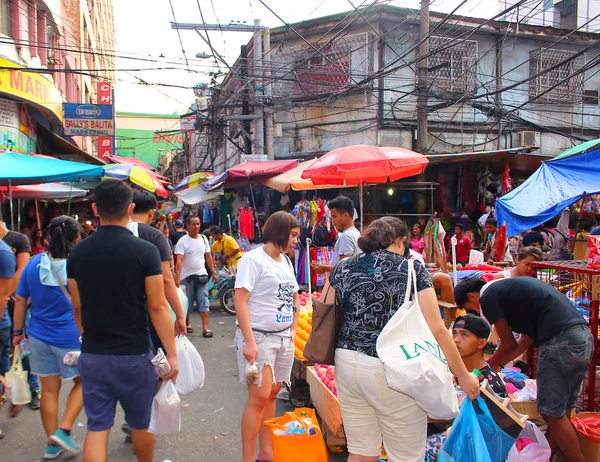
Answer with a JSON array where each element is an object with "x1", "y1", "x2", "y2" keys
[
  {"x1": 301, "y1": 145, "x2": 428, "y2": 185},
  {"x1": 301, "y1": 145, "x2": 429, "y2": 229}
]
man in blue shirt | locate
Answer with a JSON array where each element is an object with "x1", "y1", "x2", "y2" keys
[{"x1": 0, "y1": 238, "x2": 16, "y2": 437}]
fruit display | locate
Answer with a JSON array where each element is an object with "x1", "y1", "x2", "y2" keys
[
  {"x1": 314, "y1": 364, "x2": 337, "y2": 396},
  {"x1": 294, "y1": 292, "x2": 320, "y2": 361}
]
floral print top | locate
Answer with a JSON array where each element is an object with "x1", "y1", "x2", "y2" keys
[{"x1": 330, "y1": 250, "x2": 433, "y2": 358}]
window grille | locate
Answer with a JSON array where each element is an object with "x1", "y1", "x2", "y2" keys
[
  {"x1": 529, "y1": 48, "x2": 585, "y2": 103},
  {"x1": 428, "y1": 36, "x2": 478, "y2": 95}
]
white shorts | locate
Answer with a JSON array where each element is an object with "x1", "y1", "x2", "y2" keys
[
  {"x1": 334, "y1": 348, "x2": 427, "y2": 462},
  {"x1": 235, "y1": 327, "x2": 294, "y2": 387}
]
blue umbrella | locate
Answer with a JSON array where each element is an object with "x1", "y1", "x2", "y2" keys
[
  {"x1": 0, "y1": 152, "x2": 103, "y2": 229},
  {"x1": 0, "y1": 152, "x2": 104, "y2": 186}
]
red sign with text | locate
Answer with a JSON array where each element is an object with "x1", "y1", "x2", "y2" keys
[
  {"x1": 98, "y1": 136, "x2": 112, "y2": 160},
  {"x1": 97, "y1": 81, "x2": 111, "y2": 104}
]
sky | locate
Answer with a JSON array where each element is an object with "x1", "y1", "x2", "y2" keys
[{"x1": 113, "y1": 0, "x2": 497, "y2": 115}]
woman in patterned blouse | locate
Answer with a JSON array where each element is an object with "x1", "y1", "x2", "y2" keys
[{"x1": 329, "y1": 217, "x2": 479, "y2": 462}]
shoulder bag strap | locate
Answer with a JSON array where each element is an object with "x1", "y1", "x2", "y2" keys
[
  {"x1": 403, "y1": 259, "x2": 414, "y2": 302},
  {"x1": 51, "y1": 264, "x2": 72, "y2": 304}
]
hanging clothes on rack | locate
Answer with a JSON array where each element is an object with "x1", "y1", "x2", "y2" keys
[
  {"x1": 424, "y1": 216, "x2": 447, "y2": 270},
  {"x1": 220, "y1": 192, "x2": 234, "y2": 230},
  {"x1": 239, "y1": 207, "x2": 255, "y2": 240}
]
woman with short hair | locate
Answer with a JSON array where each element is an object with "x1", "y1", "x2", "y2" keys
[
  {"x1": 330, "y1": 217, "x2": 480, "y2": 462},
  {"x1": 493, "y1": 246, "x2": 543, "y2": 279},
  {"x1": 13, "y1": 216, "x2": 83, "y2": 459},
  {"x1": 234, "y1": 211, "x2": 301, "y2": 462}
]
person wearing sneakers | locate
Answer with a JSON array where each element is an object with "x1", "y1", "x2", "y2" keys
[{"x1": 13, "y1": 216, "x2": 84, "y2": 459}]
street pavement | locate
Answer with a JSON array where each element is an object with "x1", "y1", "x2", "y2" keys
[{"x1": 0, "y1": 308, "x2": 348, "y2": 461}]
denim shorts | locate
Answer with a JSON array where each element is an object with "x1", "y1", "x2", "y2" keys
[
  {"x1": 235, "y1": 328, "x2": 294, "y2": 387},
  {"x1": 537, "y1": 324, "x2": 593, "y2": 418},
  {"x1": 78, "y1": 351, "x2": 158, "y2": 431},
  {"x1": 183, "y1": 276, "x2": 209, "y2": 313},
  {"x1": 29, "y1": 335, "x2": 80, "y2": 380}
]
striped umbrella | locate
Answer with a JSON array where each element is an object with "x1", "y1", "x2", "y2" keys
[
  {"x1": 103, "y1": 164, "x2": 167, "y2": 198},
  {"x1": 174, "y1": 172, "x2": 215, "y2": 192}
]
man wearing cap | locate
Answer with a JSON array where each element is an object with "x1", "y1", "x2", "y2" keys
[
  {"x1": 452, "y1": 314, "x2": 507, "y2": 398},
  {"x1": 170, "y1": 219, "x2": 187, "y2": 248},
  {"x1": 452, "y1": 276, "x2": 592, "y2": 462}
]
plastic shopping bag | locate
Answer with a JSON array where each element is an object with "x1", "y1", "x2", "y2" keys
[
  {"x1": 376, "y1": 260, "x2": 458, "y2": 420},
  {"x1": 174, "y1": 335, "x2": 205, "y2": 395},
  {"x1": 6, "y1": 345, "x2": 31, "y2": 405},
  {"x1": 439, "y1": 397, "x2": 516, "y2": 462},
  {"x1": 263, "y1": 408, "x2": 328, "y2": 462},
  {"x1": 148, "y1": 380, "x2": 181, "y2": 435},
  {"x1": 507, "y1": 421, "x2": 551, "y2": 462},
  {"x1": 170, "y1": 286, "x2": 189, "y2": 323}
]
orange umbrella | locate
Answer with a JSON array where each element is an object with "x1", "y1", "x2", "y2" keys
[{"x1": 301, "y1": 145, "x2": 429, "y2": 229}]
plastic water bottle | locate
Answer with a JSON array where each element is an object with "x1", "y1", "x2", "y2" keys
[{"x1": 299, "y1": 411, "x2": 316, "y2": 435}]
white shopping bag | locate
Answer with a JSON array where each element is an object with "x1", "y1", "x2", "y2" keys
[
  {"x1": 148, "y1": 380, "x2": 181, "y2": 435},
  {"x1": 170, "y1": 286, "x2": 189, "y2": 323},
  {"x1": 175, "y1": 335, "x2": 205, "y2": 395},
  {"x1": 506, "y1": 422, "x2": 551, "y2": 462},
  {"x1": 6, "y1": 345, "x2": 31, "y2": 406},
  {"x1": 468, "y1": 249, "x2": 484, "y2": 265},
  {"x1": 376, "y1": 260, "x2": 459, "y2": 420}
]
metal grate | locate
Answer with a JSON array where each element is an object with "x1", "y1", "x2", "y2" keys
[
  {"x1": 428, "y1": 36, "x2": 478, "y2": 96},
  {"x1": 529, "y1": 48, "x2": 585, "y2": 103},
  {"x1": 533, "y1": 260, "x2": 600, "y2": 411},
  {"x1": 272, "y1": 33, "x2": 373, "y2": 99}
]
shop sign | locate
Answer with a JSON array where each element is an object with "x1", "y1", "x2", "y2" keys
[
  {"x1": 0, "y1": 98, "x2": 18, "y2": 128},
  {"x1": 180, "y1": 115, "x2": 196, "y2": 132},
  {"x1": 242, "y1": 154, "x2": 269, "y2": 162},
  {"x1": 64, "y1": 119, "x2": 114, "y2": 136},
  {"x1": 63, "y1": 103, "x2": 113, "y2": 119},
  {"x1": 97, "y1": 136, "x2": 113, "y2": 159},
  {"x1": 0, "y1": 58, "x2": 63, "y2": 121},
  {"x1": 97, "y1": 81, "x2": 111, "y2": 104}
]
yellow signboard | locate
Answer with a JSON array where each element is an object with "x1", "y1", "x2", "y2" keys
[{"x1": 0, "y1": 58, "x2": 63, "y2": 121}]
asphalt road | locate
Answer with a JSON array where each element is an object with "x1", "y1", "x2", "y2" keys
[{"x1": 0, "y1": 309, "x2": 349, "y2": 461}]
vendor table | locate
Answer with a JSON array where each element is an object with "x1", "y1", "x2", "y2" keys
[{"x1": 533, "y1": 260, "x2": 600, "y2": 411}]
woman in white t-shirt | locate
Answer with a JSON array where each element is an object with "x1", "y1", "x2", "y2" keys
[
  {"x1": 493, "y1": 246, "x2": 543, "y2": 280},
  {"x1": 234, "y1": 211, "x2": 301, "y2": 462}
]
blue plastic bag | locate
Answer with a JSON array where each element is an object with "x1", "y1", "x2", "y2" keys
[{"x1": 439, "y1": 397, "x2": 516, "y2": 462}]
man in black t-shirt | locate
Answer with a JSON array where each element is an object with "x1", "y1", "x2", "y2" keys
[
  {"x1": 452, "y1": 314, "x2": 507, "y2": 398},
  {"x1": 128, "y1": 191, "x2": 186, "y2": 339},
  {"x1": 457, "y1": 276, "x2": 592, "y2": 462},
  {"x1": 67, "y1": 180, "x2": 179, "y2": 462}
]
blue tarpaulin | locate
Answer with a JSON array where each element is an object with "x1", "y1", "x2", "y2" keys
[
  {"x1": 496, "y1": 139, "x2": 600, "y2": 236},
  {"x1": 0, "y1": 152, "x2": 104, "y2": 186}
]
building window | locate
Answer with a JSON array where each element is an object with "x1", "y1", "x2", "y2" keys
[
  {"x1": 428, "y1": 36, "x2": 478, "y2": 95},
  {"x1": 0, "y1": 0, "x2": 10, "y2": 36},
  {"x1": 271, "y1": 33, "x2": 373, "y2": 99},
  {"x1": 529, "y1": 48, "x2": 585, "y2": 103}
]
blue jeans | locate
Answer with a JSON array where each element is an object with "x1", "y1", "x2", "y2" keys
[
  {"x1": 183, "y1": 277, "x2": 209, "y2": 313},
  {"x1": 537, "y1": 324, "x2": 593, "y2": 417}
]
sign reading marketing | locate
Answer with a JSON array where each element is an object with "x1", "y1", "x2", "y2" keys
[{"x1": 63, "y1": 103, "x2": 114, "y2": 136}]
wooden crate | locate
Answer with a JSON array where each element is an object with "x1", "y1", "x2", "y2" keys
[{"x1": 306, "y1": 366, "x2": 345, "y2": 439}]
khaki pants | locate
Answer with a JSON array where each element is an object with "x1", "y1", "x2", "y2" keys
[{"x1": 334, "y1": 348, "x2": 427, "y2": 462}]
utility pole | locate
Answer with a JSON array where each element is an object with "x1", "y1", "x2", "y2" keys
[
  {"x1": 416, "y1": 0, "x2": 429, "y2": 153},
  {"x1": 263, "y1": 28, "x2": 274, "y2": 160},
  {"x1": 240, "y1": 45, "x2": 252, "y2": 155},
  {"x1": 253, "y1": 19, "x2": 265, "y2": 157}
]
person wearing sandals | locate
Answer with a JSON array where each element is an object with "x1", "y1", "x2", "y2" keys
[
  {"x1": 234, "y1": 212, "x2": 301, "y2": 462},
  {"x1": 175, "y1": 216, "x2": 218, "y2": 337},
  {"x1": 12, "y1": 216, "x2": 83, "y2": 459}
]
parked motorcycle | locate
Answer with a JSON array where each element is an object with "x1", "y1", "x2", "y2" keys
[{"x1": 216, "y1": 267, "x2": 235, "y2": 315}]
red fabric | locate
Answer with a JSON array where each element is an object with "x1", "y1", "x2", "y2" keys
[
  {"x1": 462, "y1": 264, "x2": 502, "y2": 273},
  {"x1": 301, "y1": 145, "x2": 428, "y2": 185},
  {"x1": 239, "y1": 207, "x2": 255, "y2": 240},
  {"x1": 227, "y1": 160, "x2": 298, "y2": 179},
  {"x1": 455, "y1": 235, "x2": 472, "y2": 263}
]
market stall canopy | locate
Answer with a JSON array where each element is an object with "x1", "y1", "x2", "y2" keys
[
  {"x1": 496, "y1": 138, "x2": 600, "y2": 237},
  {"x1": 103, "y1": 164, "x2": 168, "y2": 198},
  {"x1": 301, "y1": 145, "x2": 428, "y2": 185},
  {"x1": 203, "y1": 160, "x2": 298, "y2": 190},
  {"x1": 426, "y1": 147, "x2": 548, "y2": 172},
  {"x1": 262, "y1": 159, "x2": 350, "y2": 192},
  {"x1": 106, "y1": 155, "x2": 169, "y2": 182},
  {"x1": 0, "y1": 152, "x2": 104, "y2": 186},
  {"x1": 175, "y1": 187, "x2": 223, "y2": 205},
  {"x1": 174, "y1": 172, "x2": 215, "y2": 192},
  {"x1": 0, "y1": 183, "x2": 88, "y2": 201}
]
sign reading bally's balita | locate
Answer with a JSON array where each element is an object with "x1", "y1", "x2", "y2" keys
[{"x1": 63, "y1": 103, "x2": 114, "y2": 136}]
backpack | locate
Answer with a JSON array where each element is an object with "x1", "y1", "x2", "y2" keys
[
  {"x1": 299, "y1": 227, "x2": 312, "y2": 246},
  {"x1": 312, "y1": 223, "x2": 328, "y2": 247}
]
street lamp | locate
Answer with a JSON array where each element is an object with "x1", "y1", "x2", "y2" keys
[
  {"x1": 193, "y1": 83, "x2": 209, "y2": 98},
  {"x1": 195, "y1": 52, "x2": 211, "y2": 59}
]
